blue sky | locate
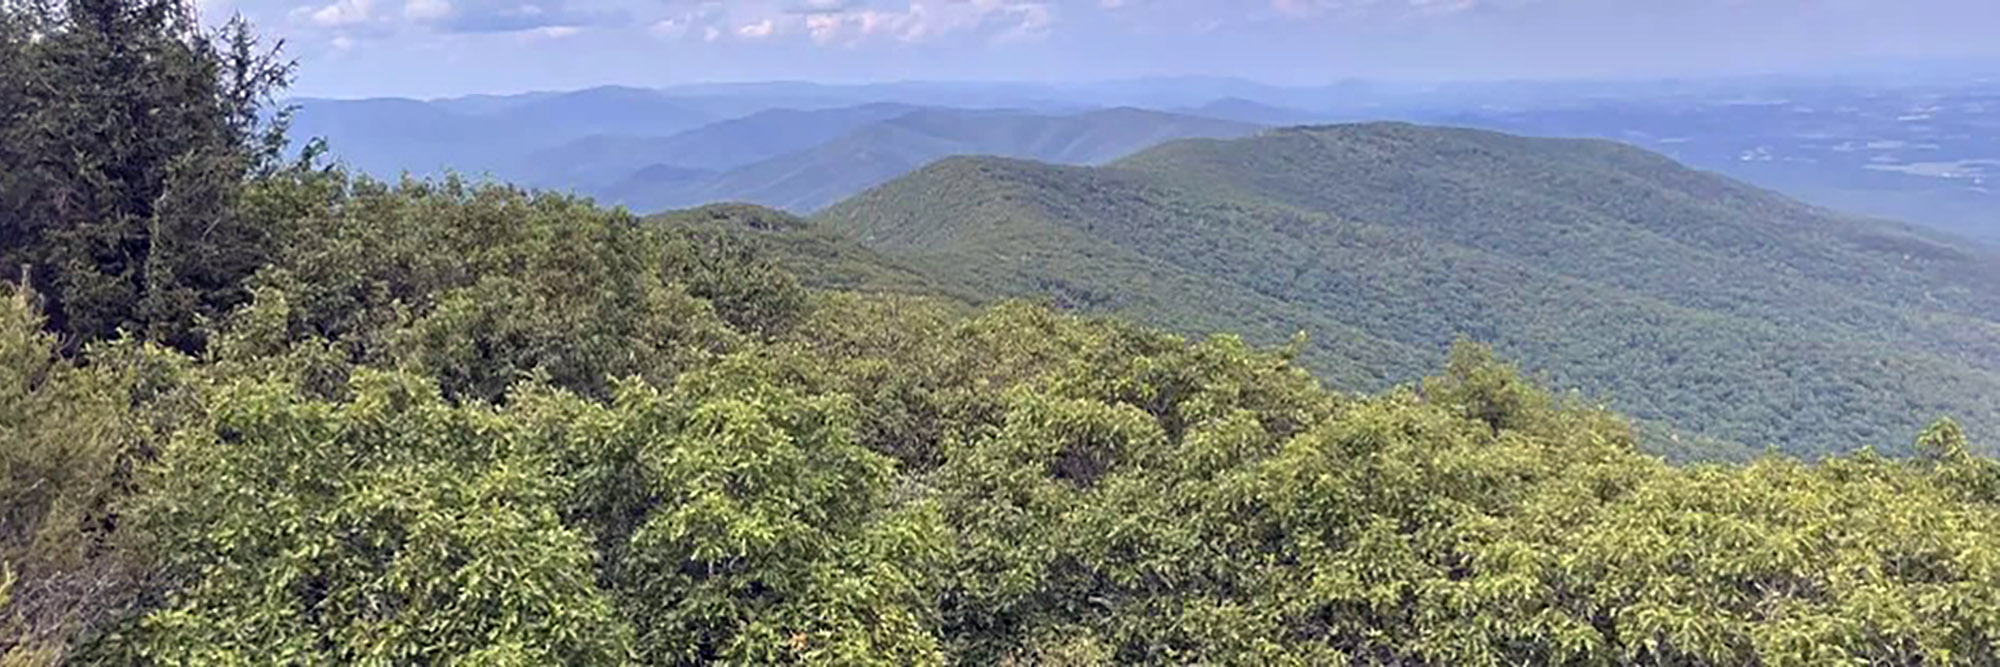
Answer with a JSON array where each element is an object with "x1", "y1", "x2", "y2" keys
[{"x1": 221, "y1": 0, "x2": 2000, "y2": 98}]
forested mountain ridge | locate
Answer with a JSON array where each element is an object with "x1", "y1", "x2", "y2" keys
[
  {"x1": 645, "y1": 203, "x2": 970, "y2": 300},
  {"x1": 285, "y1": 76, "x2": 2000, "y2": 242},
  {"x1": 512, "y1": 103, "x2": 927, "y2": 190},
  {"x1": 817, "y1": 123, "x2": 2000, "y2": 458},
  {"x1": 599, "y1": 107, "x2": 1263, "y2": 213},
  {"x1": 1118, "y1": 123, "x2": 2000, "y2": 319}
]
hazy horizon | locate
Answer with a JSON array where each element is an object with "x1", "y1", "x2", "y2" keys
[
  {"x1": 230, "y1": 0, "x2": 2000, "y2": 99},
  {"x1": 288, "y1": 64, "x2": 2000, "y2": 102}
]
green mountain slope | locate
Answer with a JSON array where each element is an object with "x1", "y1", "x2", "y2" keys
[
  {"x1": 605, "y1": 107, "x2": 1264, "y2": 214},
  {"x1": 645, "y1": 203, "x2": 962, "y2": 299},
  {"x1": 816, "y1": 123, "x2": 2000, "y2": 458},
  {"x1": 511, "y1": 103, "x2": 924, "y2": 189},
  {"x1": 1175, "y1": 97, "x2": 1330, "y2": 125}
]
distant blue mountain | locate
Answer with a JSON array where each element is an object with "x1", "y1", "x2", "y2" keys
[
  {"x1": 511, "y1": 103, "x2": 927, "y2": 190},
  {"x1": 289, "y1": 85, "x2": 714, "y2": 180},
  {"x1": 599, "y1": 107, "x2": 1266, "y2": 214},
  {"x1": 285, "y1": 77, "x2": 2000, "y2": 241}
]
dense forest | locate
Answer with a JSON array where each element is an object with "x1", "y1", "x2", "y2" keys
[
  {"x1": 818, "y1": 132, "x2": 2000, "y2": 461},
  {"x1": 7, "y1": 1, "x2": 2000, "y2": 664}
]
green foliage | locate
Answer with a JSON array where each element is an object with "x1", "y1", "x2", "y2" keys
[
  {"x1": 648, "y1": 204, "x2": 961, "y2": 303},
  {"x1": 1424, "y1": 340, "x2": 1552, "y2": 434},
  {"x1": 111, "y1": 371, "x2": 630, "y2": 664},
  {"x1": 0, "y1": 286, "x2": 166, "y2": 664},
  {"x1": 0, "y1": 0, "x2": 295, "y2": 352},
  {"x1": 28, "y1": 188, "x2": 2000, "y2": 664},
  {"x1": 815, "y1": 125, "x2": 2000, "y2": 460},
  {"x1": 578, "y1": 370, "x2": 944, "y2": 665},
  {"x1": 1920, "y1": 417, "x2": 1973, "y2": 462},
  {"x1": 237, "y1": 174, "x2": 753, "y2": 402},
  {"x1": 662, "y1": 231, "x2": 809, "y2": 336}
]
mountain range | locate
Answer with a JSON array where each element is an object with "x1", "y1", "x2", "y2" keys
[
  {"x1": 599, "y1": 107, "x2": 1262, "y2": 213},
  {"x1": 277, "y1": 82, "x2": 2000, "y2": 460},
  {"x1": 813, "y1": 122, "x2": 2000, "y2": 459},
  {"x1": 293, "y1": 93, "x2": 1268, "y2": 214},
  {"x1": 289, "y1": 85, "x2": 719, "y2": 179},
  {"x1": 289, "y1": 77, "x2": 1999, "y2": 242},
  {"x1": 508, "y1": 103, "x2": 927, "y2": 191}
]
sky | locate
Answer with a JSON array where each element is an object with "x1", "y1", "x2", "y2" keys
[{"x1": 211, "y1": 0, "x2": 2000, "y2": 98}]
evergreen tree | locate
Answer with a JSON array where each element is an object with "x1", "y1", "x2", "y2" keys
[{"x1": 0, "y1": 0, "x2": 293, "y2": 353}]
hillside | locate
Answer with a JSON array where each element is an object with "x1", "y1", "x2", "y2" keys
[
  {"x1": 1176, "y1": 97, "x2": 1331, "y2": 125},
  {"x1": 287, "y1": 97, "x2": 505, "y2": 178},
  {"x1": 512, "y1": 103, "x2": 925, "y2": 189},
  {"x1": 645, "y1": 203, "x2": 964, "y2": 300},
  {"x1": 290, "y1": 86, "x2": 715, "y2": 181},
  {"x1": 817, "y1": 122, "x2": 2000, "y2": 458},
  {"x1": 604, "y1": 107, "x2": 1264, "y2": 214}
]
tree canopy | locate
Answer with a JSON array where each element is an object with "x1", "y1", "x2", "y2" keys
[{"x1": 0, "y1": 0, "x2": 294, "y2": 353}]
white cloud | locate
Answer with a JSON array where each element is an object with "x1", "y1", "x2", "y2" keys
[
  {"x1": 990, "y1": 1, "x2": 1052, "y2": 41},
  {"x1": 651, "y1": 16, "x2": 689, "y2": 37},
  {"x1": 1406, "y1": 0, "x2": 1478, "y2": 15},
  {"x1": 300, "y1": 0, "x2": 375, "y2": 27},
  {"x1": 1268, "y1": 0, "x2": 1513, "y2": 17},
  {"x1": 414, "y1": 0, "x2": 627, "y2": 35},
  {"x1": 650, "y1": 0, "x2": 728, "y2": 41},
  {"x1": 520, "y1": 24, "x2": 582, "y2": 39},
  {"x1": 645, "y1": 0, "x2": 1054, "y2": 47},
  {"x1": 787, "y1": 0, "x2": 1054, "y2": 45},
  {"x1": 738, "y1": 18, "x2": 777, "y2": 37},
  {"x1": 805, "y1": 12, "x2": 846, "y2": 42}
]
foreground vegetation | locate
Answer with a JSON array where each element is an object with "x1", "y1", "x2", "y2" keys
[
  {"x1": 8, "y1": 0, "x2": 2000, "y2": 664},
  {"x1": 8, "y1": 190, "x2": 2000, "y2": 663}
]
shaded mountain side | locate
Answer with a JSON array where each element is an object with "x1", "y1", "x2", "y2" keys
[
  {"x1": 288, "y1": 98, "x2": 508, "y2": 178},
  {"x1": 645, "y1": 204, "x2": 966, "y2": 301},
  {"x1": 513, "y1": 103, "x2": 926, "y2": 189},
  {"x1": 1175, "y1": 97, "x2": 1331, "y2": 126},
  {"x1": 816, "y1": 125, "x2": 2000, "y2": 459},
  {"x1": 600, "y1": 164, "x2": 715, "y2": 206},
  {"x1": 290, "y1": 86, "x2": 716, "y2": 181},
  {"x1": 605, "y1": 107, "x2": 1265, "y2": 214},
  {"x1": 494, "y1": 85, "x2": 715, "y2": 139}
]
